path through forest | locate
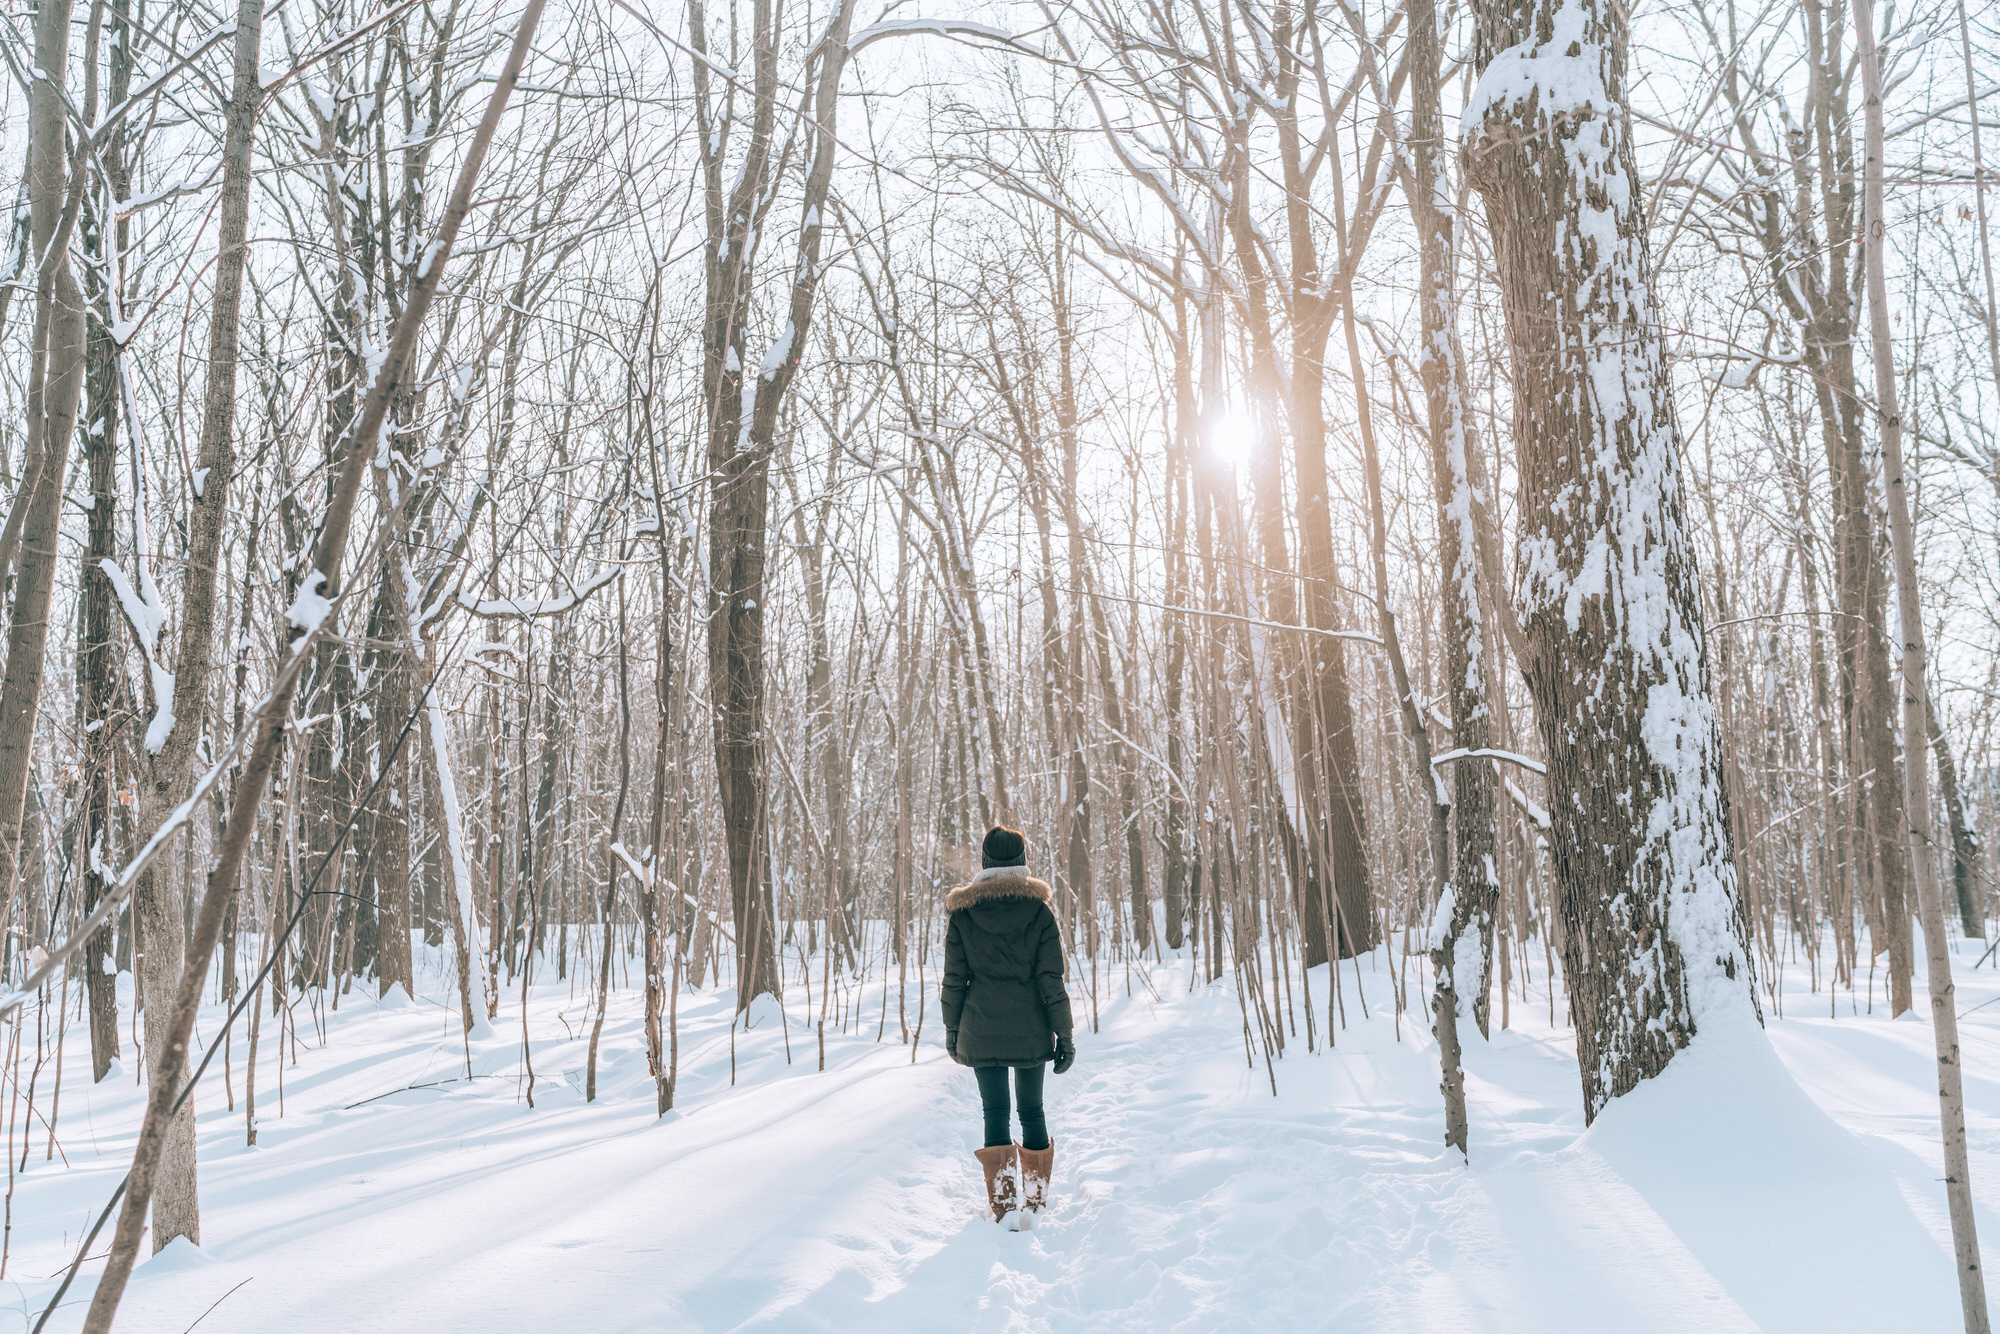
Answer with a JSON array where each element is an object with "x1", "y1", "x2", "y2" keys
[{"x1": 12, "y1": 941, "x2": 1998, "y2": 1331}]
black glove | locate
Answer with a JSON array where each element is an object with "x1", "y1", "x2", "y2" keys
[
  {"x1": 947, "y1": 1029, "x2": 970, "y2": 1066},
  {"x1": 1052, "y1": 1032, "x2": 1076, "y2": 1075}
]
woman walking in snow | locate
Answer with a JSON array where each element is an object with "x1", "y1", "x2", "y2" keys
[{"x1": 942, "y1": 825, "x2": 1076, "y2": 1227}]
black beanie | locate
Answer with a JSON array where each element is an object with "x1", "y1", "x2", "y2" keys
[{"x1": 980, "y1": 825, "x2": 1026, "y2": 870}]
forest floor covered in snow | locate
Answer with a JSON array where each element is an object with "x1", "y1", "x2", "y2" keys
[{"x1": 7, "y1": 933, "x2": 1999, "y2": 1332}]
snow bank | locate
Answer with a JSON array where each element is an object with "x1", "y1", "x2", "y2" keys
[{"x1": 1579, "y1": 1016, "x2": 1959, "y2": 1329}]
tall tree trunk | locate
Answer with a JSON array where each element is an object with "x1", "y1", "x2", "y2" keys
[
  {"x1": 372, "y1": 609, "x2": 415, "y2": 996},
  {"x1": 1799, "y1": 0, "x2": 1913, "y2": 1013},
  {"x1": 126, "y1": 0, "x2": 266, "y2": 1249},
  {"x1": 693, "y1": 0, "x2": 856, "y2": 1004},
  {"x1": 1466, "y1": 0, "x2": 1759, "y2": 1121},
  {"x1": 1049, "y1": 274, "x2": 1097, "y2": 948},
  {"x1": 1407, "y1": 0, "x2": 1498, "y2": 1155},
  {"x1": 694, "y1": 0, "x2": 780, "y2": 1008},
  {"x1": 1162, "y1": 290, "x2": 1194, "y2": 952},
  {"x1": 75, "y1": 0, "x2": 131, "y2": 1081},
  {"x1": 0, "y1": 0, "x2": 88, "y2": 956},
  {"x1": 1084, "y1": 573, "x2": 1148, "y2": 953},
  {"x1": 1852, "y1": 1, "x2": 1990, "y2": 1319},
  {"x1": 527, "y1": 633, "x2": 566, "y2": 963},
  {"x1": 1270, "y1": 16, "x2": 1377, "y2": 967},
  {"x1": 588, "y1": 566, "x2": 635, "y2": 1102}
]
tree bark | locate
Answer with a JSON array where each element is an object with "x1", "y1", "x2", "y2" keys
[
  {"x1": 75, "y1": 0, "x2": 131, "y2": 1082},
  {"x1": 371, "y1": 610, "x2": 415, "y2": 996},
  {"x1": 587, "y1": 571, "x2": 633, "y2": 1101},
  {"x1": 1161, "y1": 279, "x2": 1199, "y2": 953},
  {"x1": 123, "y1": 0, "x2": 266, "y2": 1248},
  {"x1": 1929, "y1": 697, "x2": 1983, "y2": 938},
  {"x1": 1271, "y1": 14, "x2": 1377, "y2": 966},
  {"x1": 1466, "y1": 0, "x2": 1759, "y2": 1121}
]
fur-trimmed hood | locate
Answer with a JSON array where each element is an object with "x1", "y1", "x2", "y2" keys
[{"x1": 945, "y1": 867, "x2": 1053, "y2": 913}]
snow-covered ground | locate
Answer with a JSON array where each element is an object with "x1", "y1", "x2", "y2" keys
[{"x1": 7, "y1": 933, "x2": 1998, "y2": 1332}]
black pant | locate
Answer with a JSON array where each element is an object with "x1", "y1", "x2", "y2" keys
[{"x1": 976, "y1": 1064, "x2": 1049, "y2": 1151}]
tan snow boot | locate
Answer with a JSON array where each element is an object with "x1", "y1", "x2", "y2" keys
[
  {"x1": 1018, "y1": 1141, "x2": 1055, "y2": 1215},
  {"x1": 973, "y1": 1144, "x2": 1018, "y2": 1222}
]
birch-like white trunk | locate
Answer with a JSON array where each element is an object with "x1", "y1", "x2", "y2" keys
[{"x1": 1851, "y1": 0, "x2": 1989, "y2": 1320}]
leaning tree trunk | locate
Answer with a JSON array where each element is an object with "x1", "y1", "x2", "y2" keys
[{"x1": 1464, "y1": 0, "x2": 1759, "y2": 1122}]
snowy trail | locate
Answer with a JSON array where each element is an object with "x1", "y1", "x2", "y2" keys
[{"x1": 10, "y1": 943, "x2": 2000, "y2": 1332}]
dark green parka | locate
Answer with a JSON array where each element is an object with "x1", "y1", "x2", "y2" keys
[{"x1": 940, "y1": 871, "x2": 1073, "y2": 1068}]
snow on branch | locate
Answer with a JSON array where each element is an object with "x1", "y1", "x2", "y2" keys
[
  {"x1": 849, "y1": 17, "x2": 1025, "y2": 53},
  {"x1": 1503, "y1": 775, "x2": 1552, "y2": 832},
  {"x1": 287, "y1": 569, "x2": 335, "y2": 641},
  {"x1": 456, "y1": 565, "x2": 618, "y2": 619},
  {"x1": 609, "y1": 840, "x2": 652, "y2": 888},
  {"x1": 114, "y1": 164, "x2": 225, "y2": 219},
  {"x1": 1430, "y1": 747, "x2": 1548, "y2": 776},
  {"x1": 99, "y1": 557, "x2": 175, "y2": 754}
]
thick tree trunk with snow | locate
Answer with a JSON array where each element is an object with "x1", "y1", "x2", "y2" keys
[{"x1": 1465, "y1": 0, "x2": 1759, "y2": 1121}]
